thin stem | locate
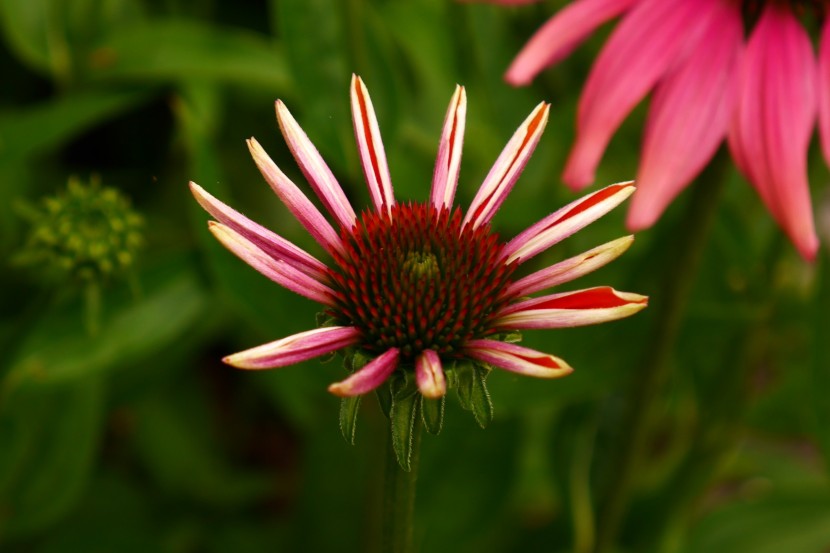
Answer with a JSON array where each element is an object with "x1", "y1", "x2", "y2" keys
[
  {"x1": 595, "y1": 149, "x2": 731, "y2": 553},
  {"x1": 382, "y1": 422, "x2": 422, "y2": 553}
]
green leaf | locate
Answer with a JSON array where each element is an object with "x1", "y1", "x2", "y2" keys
[
  {"x1": 390, "y1": 376, "x2": 420, "y2": 472},
  {"x1": 471, "y1": 364, "x2": 494, "y2": 429},
  {"x1": 338, "y1": 395, "x2": 362, "y2": 445},
  {"x1": 686, "y1": 491, "x2": 830, "y2": 553},
  {"x1": 0, "y1": 89, "x2": 151, "y2": 166},
  {"x1": 421, "y1": 395, "x2": 444, "y2": 435},
  {"x1": 0, "y1": 378, "x2": 105, "y2": 539},
  {"x1": 85, "y1": 19, "x2": 291, "y2": 90},
  {"x1": 4, "y1": 259, "x2": 208, "y2": 387},
  {"x1": 275, "y1": 0, "x2": 350, "y2": 168}
]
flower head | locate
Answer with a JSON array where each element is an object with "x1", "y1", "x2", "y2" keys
[
  {"x1": 16, "y1": 176, "x2": 144, "y2": 283},
  {"x1": 191, "y1": 76, "x2": 645, "y2": 443},
  {"x1": 486, "y1": 0, "x2": 824, "y2": 261}
]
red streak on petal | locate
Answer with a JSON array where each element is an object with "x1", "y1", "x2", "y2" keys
[
  {"x1": 470, "y1": 107, "x2": 547, "y2": 223},
  {"x1": 535, "y1": 287, "x2": 638, "y2": 309},
  {"x1": 355, "y1": 81, "x2": 387, "y2": 208},
  {"x1": 517, "y1": 353, "x2": 560, "y2": 369},
  {"x1": 559, "y1": 182, "x2": 628, "y2": 223}
]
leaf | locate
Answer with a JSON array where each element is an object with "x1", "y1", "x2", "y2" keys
[
  {"x1": 0, "y1": 89, "x2": 151, "y2": 166},
  {"x1": 4, "y1": 259, "x2": 208, "y2": 387},
  {"x1": 275, "y1": 0, "x2": 350, "y2": 169},
  {"x1": 84, "y1": 19, "x2": 291, "y2": 90},
  {"x1": 454, "y1": 359, "x2": 475, "y2": 412},
  {"x1": 0, "y1": 378, "x2": 105, "y2": 539},
  {"x1": 686, "y1": 491, "x2": 830, "y2": 553}
]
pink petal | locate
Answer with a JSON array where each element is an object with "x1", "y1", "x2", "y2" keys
[
  {"x1": 464, "y1": 340, "x2": 573, "y2": 378},
  {"x1": 247, "y1": 138, "x2": 344, "y2": 257},
  {"x1": 275, "y1": 100, "x2": 357, "y2": 230},
  {"x1": 505, "y1": 0, "x2": 638, "y2": 86},
  {"x1": 224, "y1": 326, "x2": 361, "y2": 370},
  {"x1": 464, "y1": 102, "x2": 550, "y2": 229},
  {"x1": 430, "y1": 85, "x2": 467, "y2": 211},
  {"x1": 503, "y1": 181, "x2": 634, "y2": 263},
  {"x1": 415, "y1": 350, "x2": 446, "y2": 398},
  {"x1": 351, "y1": 75, "x2": 395, "y2": 215},
  {"x1": 820, "y1": 20, "x2": 830, "y2": 169},
  {"x1": 727, "y1": 4, "x2": 819, "y2": 261},
  {"x1": 328, "y1": 348, "x2": 400, "y2": 397},
  {"x1": 496, "y1": 286, "x2": 648, "y2": 329},
  {"x1": 189, "y1": 181, "x2": 328, "y2": 280},
  {"x1": 208, "y1": 222, "x2": 335, "y2": 305},
  {"x1": 627, "y1": 0, "x2": 743, "y2": 230},
  {"x1": 506, "y1": 235, "x2": 634, "y2": 297},
  {"x1": 562, "y1": 0, "x2": 715, "y2": 190}
]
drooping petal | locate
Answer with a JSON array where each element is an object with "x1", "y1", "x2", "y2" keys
[
  {"x1": 819, "y1": 20, "x2": 830, "y2": 168},
  {"x1": 189, "y1": 181, "x2": 327, "y2": 280},
  {"x1": 562, "y1": 0, "x2": 715, "y2": 190},
  {"x1": 464, "y1": 102, "x2": 550, "y2": 229},
  {"x1": 208, "y1": 222, "x2": 335, "y2": 305},
  {"x1": 275, "y1": 100, "x2": 357, "y2": 229},
  {"x1": 627, "y1": 1, "x2": 743, "y2": 230},
  {"x1": 351, "y1": 75, "x2": 395, "y2": 214},
  {"x1": 430, "y1": 85, "x2": 467, "y2": 211},
  {"x1": 496, "y1": 286, "x2": 648, "y2": 329},
  {"x1": 464, "y1": 340, "x2": 573, "y2": 378},
  {"x1": 507, "y1": 235, "x2": 634, "y2": 297},
  {"x1": 503, "y1": 181, "x2": 634, "y2": 263},
  {"x1": 224, "y1": 326, "x2": 361, "y2": 370},
  {"x1": 727, "y1": 4, "x2": 819, "y2": 261},
  {"x1": 328, "y1": 348, "x2": 400, "y2": 397},
  {"x1": 247, "y1": 138, "x2": 344, "y2": 256},
  {"x1": 504, "y1": 0, "x2": 638, "y2": 86},
  {"x1": 415, "y1": 350, "x2": 446, "y2": 398}
]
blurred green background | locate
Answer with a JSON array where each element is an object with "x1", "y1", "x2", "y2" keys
[{"x1": 1, "y1": 0, "x2": 829, "y2": 552}]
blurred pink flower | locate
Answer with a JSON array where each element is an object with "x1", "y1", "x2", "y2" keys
[
  {"x1": 487, "y1": 0, "x2": 823, "y2": 260},
  {"x1": 191, "y1": 76, "x2": 647, "y2": 398}
]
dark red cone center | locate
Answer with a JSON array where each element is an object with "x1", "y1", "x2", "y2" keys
[{"x1": 327, "y1": 203, "x2": 517, "y2": 359}]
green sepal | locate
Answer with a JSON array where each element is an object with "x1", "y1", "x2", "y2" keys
[
  {"x1": 491, "y1": 330, "x2": 522, "y2": 344},
  {"x1": 421, "y1": 395, "x2": 445, "y2": 435},
  {"x1": 454, "y1": 359, "x2": 476, "y2": 411},
  {"x1": 315, "y1": 311, "x2": 337, "y2": 327},
  {"x1": 389, "y1": 373, "x2": 420, "y2": 471},
  {"x1": 338, "y1": 395, "x2": 362, "y2": 445},
  {"x1": 375, "y1": 380, "x2": 393, "y2": 419},
  {"x1": 471, "y1": 363, "x2": 494, "y2": 429}
]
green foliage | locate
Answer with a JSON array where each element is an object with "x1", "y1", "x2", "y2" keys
[{"x1": 1, "y1": 0, "x2": 828, "y2": 551}]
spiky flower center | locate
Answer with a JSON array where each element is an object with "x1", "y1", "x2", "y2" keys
[{"x1": 328, "y1": 203, "x2": 518, "y2": 360}]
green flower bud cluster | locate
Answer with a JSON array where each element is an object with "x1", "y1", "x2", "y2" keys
[{"x1": 18, "y1": 177, "x2": 144, "y2": 283}]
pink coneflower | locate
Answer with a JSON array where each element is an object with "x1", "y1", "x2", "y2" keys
[
  {"x1": 190, "y1": 76, "x2": 646, "y2": 400},
  {"x1": 484, "y1": 0, "x2": 824, "y2": 260}
]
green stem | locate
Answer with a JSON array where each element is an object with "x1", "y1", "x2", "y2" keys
[
  {"x1": 382, "y1": 422, "x2": 422, "y2": 553},
  {"x1": 595, "y1": 149, "x2": 731, "y2": 553}
]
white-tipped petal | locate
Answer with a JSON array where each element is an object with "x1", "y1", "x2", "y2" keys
[
  {"x1": 496, "y1": 286, "x2": 648, "y2": 329},
  {"x1": 430, "y1": 86, "x2": 467, "y2": 211},
  {"x1": 225, "y1": 326, "x2": 361, "y2": 370},
  {"x1": 275, "y1": 100, "x2": 357, "y2": 229},
  {"x1": 507, "y1": 235, "x2": 634, "y2": 296},
  {"x1": 504, "y1": 181, "x2": 634, "y2": 263},
  {"x1": 189, "y1": 181, "x2": 327, "y2": 280},
  {"x1": 465, "y1": 102, "x2": 549, "y2": 229},
  {"x1": 328, "y1": 348, "x2": 400, "y2": 397},
  {"x1": 465, "y1": 340, "x2": 573, "y2": 378},
  {"x1": 351, "y1": 75, "x2": 395, "y2": 214},
  {"x1": 208, "y1": 222, "x2": 335, "y2": 305},
  {"x1": 247, "y1": 138, "x2": 344, "y2": 256},
  {"x1": 415, "y1": 350, "x2": 447, "y2": 398}
]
